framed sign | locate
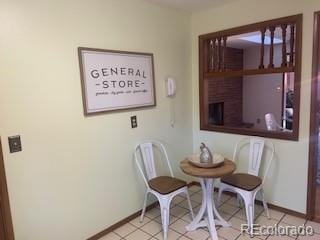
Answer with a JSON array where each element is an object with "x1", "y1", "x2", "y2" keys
[{"x1": 78, "y1": 47, "x2": 156, "y2": 115}]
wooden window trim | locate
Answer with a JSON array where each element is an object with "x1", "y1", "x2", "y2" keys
[
  {"x1": 0, "y1": 139, "x2": 14, "y2": 240},
  {"x1": 307, "y1": 11, "x2": 320, "y2": 222},
  {"x1": 199, "y1": 14, "x2": 302, "y2": 141}
]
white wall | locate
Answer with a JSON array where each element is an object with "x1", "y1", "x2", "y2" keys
[
  {"x1": 2, "y1": 0, "x2": 320, "y2": 239},
  {"x1": 0, "y1": 0, "x2": 193, "y2": 239},
  {"x1": 191, "y1": 0, "x2": 320, "y2": 214}
]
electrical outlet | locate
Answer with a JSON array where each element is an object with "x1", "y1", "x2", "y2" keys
[
  {"x1": 131, "y1": 116, "x2": 137, "y2": 128},
  {"x1": 8, "y1": 135, "x2": 22, "y2": 153}
]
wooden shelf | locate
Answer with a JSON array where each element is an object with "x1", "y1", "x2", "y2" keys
[
  {"x1": 200, "y1": 124, "x2": 298, "y2": 141},
  {"x1": 204, "y1": 66, "x2": 295, "y2": 78}
]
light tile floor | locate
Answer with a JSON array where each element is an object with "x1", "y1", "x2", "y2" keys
[{"x1": 99, "y1": 185, "x2": 320, "y2": 240}]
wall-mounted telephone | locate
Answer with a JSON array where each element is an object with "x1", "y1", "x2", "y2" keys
[
  {"x1": 166, "y1": 77, "x2": 176, "y2": 127},
  {"x1": 166, "y1": 77, "x2": 176, "y2": 97}
]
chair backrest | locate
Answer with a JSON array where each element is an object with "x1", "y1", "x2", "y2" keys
[
  {"x1": 134, "y1": 140, "x2": 173, "y2": 186},
  {"x1": 248, "y1": 138, "x2": 265, "y2": 176},
  {"x1": 233, "y1": 137, "x2": 275, "y2": 184},
  {"x1": 265, "y1": 113, "x2": 279, "y2": 131}
]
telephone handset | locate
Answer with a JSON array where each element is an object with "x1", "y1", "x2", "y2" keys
[
  {"x1": 166, "y1": 77, "x2": 176, "y2": 127},
  {"x1": 166, "y1": 77, "x2": 176, "y2": 97}
]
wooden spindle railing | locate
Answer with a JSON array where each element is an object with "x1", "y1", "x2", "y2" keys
[
  {"x1": 217, "y1": 37, "x2": 222, "y2": 71},
  {"x1": 222, "y1": 36, "x2": 227, "y2": 71},
  {"x1": 206, "y1": 26, "x2": 294, "y2": 73},
  {"x1": 281, "y1": 24, "x2": 288, "y2": 67},
  {"x1": 212, "y1": 38, "x2": 218, "y2": 71},
  {"x1": 201, "y1": 17, "x2": 300, "y2": 79},
  {"x1": 268, "y1": 26, "x2": 276, "y2": 68},
  {"x1": 259, "y1": 28, "x2": 266, "y2": 69},
  {"x1": 290, "y1": 24, "x2": 295, "y2": 66},
  {"x1": 209, "y1": 39, "x2": 214, "y2": 71}
]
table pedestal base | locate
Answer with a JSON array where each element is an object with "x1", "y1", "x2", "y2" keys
[{"x1": 186, "y1": 178, "x2": 231, "y2": 240}]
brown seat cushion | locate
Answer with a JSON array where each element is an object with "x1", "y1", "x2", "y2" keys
[
  {"x1": 221, "y1": 173, "x2": 262, "y2": 191},
  {"x1": 148, "y1": 176, "x2": 187, "y2": 194}
]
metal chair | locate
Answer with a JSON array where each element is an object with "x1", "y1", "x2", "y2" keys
[
  {"x1": 217, "y1": 137, "x2": 275, "y2": 235},
  {"x1": 134, "y1": 140, "x2": 194, "y2": 240},
  {"x1": 265, "y1": 113, "x2": 283, "y2": 131},
  {"x1": 265, "y1": 113, "x2": 291, "y2": 132}
]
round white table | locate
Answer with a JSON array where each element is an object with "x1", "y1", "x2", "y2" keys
[{"x1": 180, "y1": 159, "x2": 236, "y2": 240}]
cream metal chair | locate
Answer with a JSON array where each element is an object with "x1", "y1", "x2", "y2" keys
[
  {"x1": 265, "y1": 113, "x2": 283, "y2": 131},
  {"x1": 265, "y1": 113, "x2": 291, "y2": 132},
  {"x1": 217, "y1": 137, "x2": 275, "y2": 234},
  {"x1": 134, "y1": 140, "x2": 194, "y2": 240}
]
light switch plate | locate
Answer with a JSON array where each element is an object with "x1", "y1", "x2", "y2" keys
[
  {"x1": 8, "y1": 135, "x2": 22, "y2": 153},
  {"x1": 131, "y1": 116, "x2": 137, "y2": 128}
]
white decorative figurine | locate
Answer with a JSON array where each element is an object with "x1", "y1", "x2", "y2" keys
[{"x1": 199, "y1": 143, "x2": 213, "y2": 163}]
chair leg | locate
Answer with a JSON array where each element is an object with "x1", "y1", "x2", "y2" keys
[
  {"x1": 244, "y1": 194, "x2": 254, "y2": 236},
  {"x1": 140, "y1": 191, "x2": 148, "y2": 222},
  {"x1": 159, "y1": 197, "x2": 170, "y2": 240},
  {"x1": 185, "y1": 190, "x2": 194, "y2": 220},
  {"x1": 217, "y1": 185, "x2": 224, "y2": 205},
  {"x1": 260, "y1": 189, "x2": 270, "y2": 219},
  {"x1": 237, "y1": 193, "x2": 243, "y2": 207}
]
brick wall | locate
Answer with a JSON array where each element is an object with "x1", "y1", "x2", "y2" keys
[{"x1": 208, "y1": 47, "x2": 243, "y2": 126}]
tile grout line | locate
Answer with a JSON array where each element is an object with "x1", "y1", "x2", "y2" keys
[
  {"x1": 102, "y1": 186, "x2": 318, "y2": 240},
  {"x1": 154, "y1": 187, "x2": 212, "y2": 240},
  {"x1": 178, "y1": 190, "x2": 234, "y2": 240},
  {"x1": 117, "y1": 186, "x2": 203, "y2": 240},
  {"x1": 264, "y1": 212, "x2": 288, "y2": 240},
  {"x1": 124, "y1": 189, "x2": 238, "y2": 240},
  {"x1": 114, "y1": 195, "x2": 237, "y2": 240}
]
